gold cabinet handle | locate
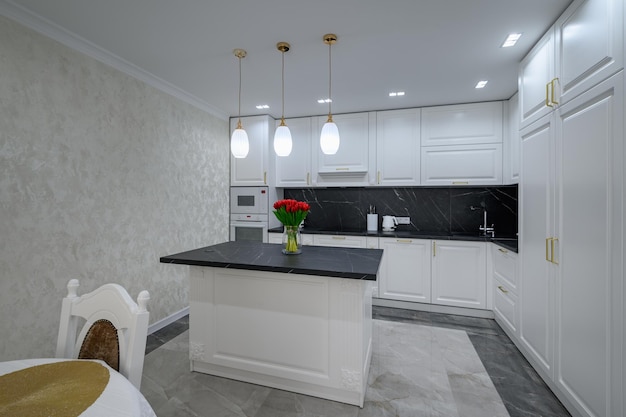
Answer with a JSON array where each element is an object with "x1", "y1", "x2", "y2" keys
[
  {"x1": 452, "y1": 181, "x2": 469, "y2": 185},
  {"x1": 396, "y1": 239, "x2": 412, "y2": 243},
  {"x1": 306, "y1": 172, "x2": 310, "y2": 185},
  {"x1": 550, "y1": 78, "x2": 559, "y2": 106},
  {"x1": 264, "y1": 171, "x2": 267, "y2": 184},
  {"x1": 433, "y1": 241, "x2": 436, "y2": 257},
  {"x1": 498, "y1": 285, "x2": 509, "y2": 294},
  {"x1": 332, "y1": 236, "x2": 346, "y2": 240},
  {"x1": 546, "y1": 82, "x2": 553, "y2": 107},
  {"x1": 551, "y1": 238, "x2": 559, "y2": 264},
  {"x1": 377, "y1": 171, "x2": 381, "y2": 185},
  {"x1": 336, "y1": 167, "x2": 349, "y2": 171},
  {"x1": 498, "y1": 248, "x2": 508, "y2": 254}
]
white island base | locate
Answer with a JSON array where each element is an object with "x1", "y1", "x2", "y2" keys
[{"x1": 188, "y1": 265, "x2": 374, "y2": 407}]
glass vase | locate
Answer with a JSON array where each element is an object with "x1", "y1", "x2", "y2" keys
[{"x1": 282, "y1": 225, "x2": 302, "y2": 255}]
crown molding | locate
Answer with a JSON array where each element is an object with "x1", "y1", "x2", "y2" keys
[{"x1": 0, "y1": 0, "x2": 228, "y2": 121}]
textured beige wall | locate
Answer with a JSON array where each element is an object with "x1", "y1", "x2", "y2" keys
[{"x1": 0, "y1": 16, "x2": 229, "y2": 359}]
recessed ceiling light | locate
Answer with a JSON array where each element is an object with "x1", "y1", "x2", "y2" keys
[
  {"x1": 389, "y1": 91, "x2": 405, "y2": 97},
  {"x1": 317, "y1": 98, "x2": 332, "y2": 104},
  {"x1": 256, "y1": 104, "x2": 269, "y2": 109},
  {"x1": 501, "y1": 33, "x2": 522, "y2": 48},
  {"x1": 475, "y1": 80, "x2": 488, "y2": 89}
]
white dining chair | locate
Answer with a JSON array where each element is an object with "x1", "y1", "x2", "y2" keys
[{"x1": 56, "y1": 279, "x2": 150, "y2": 389}]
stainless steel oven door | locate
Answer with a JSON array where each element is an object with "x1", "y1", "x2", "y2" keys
[{"x1": 229, "y1": 220, "x2": 268, "y2": 243}]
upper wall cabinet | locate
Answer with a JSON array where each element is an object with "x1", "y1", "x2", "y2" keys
[
  {"x1": 274, "y1": 117, "x2": 313, "y2": 187},
  {"x1": 503, "y1": 93, "x2": 520, "y2": 184},
  {"x1": 420, "y1": 102, "x2": 503, "y2": 186},
  {"x1": 312, "y1": 112, "x2": 375, "y2": 187},
  {"x1": 519, "y1": 0, "x2": 623, "y2": 128},
  {"x1": 230, "y1": 115, "x2": 273, "y2": 186},
  {"x1": 375, "y1": 108, "x2": 421, "y2": 186},
  {"x1": 421, "y1": 102, "x2": 503, "y2": 146}
]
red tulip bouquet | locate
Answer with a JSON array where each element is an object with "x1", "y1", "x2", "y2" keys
[{"x1": 273, "y1": 199, "x2": 310, "y2": 253}]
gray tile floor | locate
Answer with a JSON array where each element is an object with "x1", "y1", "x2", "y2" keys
[{"x1": 142, "y1": 307, "x2": 571, "y2": 417}]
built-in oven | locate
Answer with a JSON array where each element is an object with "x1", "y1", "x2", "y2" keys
[
  {"x1": 230, "y1": 214, "x2": 269, "y2": 243},
  {"x1": 230, "y1": 187, "x2": 270, "y2": 243},
  {"x1": 230, "y1": 186, "x2": 269, "y2": 215}
]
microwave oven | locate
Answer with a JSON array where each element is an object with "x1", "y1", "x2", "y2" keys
[{"x1": 230, "y1": 186, "x2": 269, "y2": 215}]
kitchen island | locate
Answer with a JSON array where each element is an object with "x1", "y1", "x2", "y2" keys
[{"x1": 160, "y1": 241, "x2": 383, "y2": 407}]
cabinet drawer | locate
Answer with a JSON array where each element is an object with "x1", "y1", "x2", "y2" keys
[
  {"x1": 492, "y1": 244, "x2": 517, "y2": 291},
  {"x1": 493, "y1": 278, "x2": 518, "y2": 335}
]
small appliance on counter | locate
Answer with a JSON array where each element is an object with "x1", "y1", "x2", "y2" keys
[{"x1": 382, "y1": 215, "x2": 398, "y2": 232}]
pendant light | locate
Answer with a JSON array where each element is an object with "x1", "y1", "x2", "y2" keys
[
  {"x1": 320, "y1": 33, "x2": 340, "y2": 155},
  {"x1": 273, "y1": 42, "x2": 293, "y2": 157},
  {"x1": 231, "y1": 49, "x2": 249, "y2": 159}
]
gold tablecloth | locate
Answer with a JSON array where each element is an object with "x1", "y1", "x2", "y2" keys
[{"x1": 0, "y1": 360, "x2": 109, "y2": 417}]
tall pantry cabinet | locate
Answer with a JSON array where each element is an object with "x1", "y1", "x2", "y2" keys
[{"x1": 518, "y1": 1, "x2": 624, "y2": 416}]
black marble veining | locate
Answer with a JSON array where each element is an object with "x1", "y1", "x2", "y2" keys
[
  {"x1": 284, "y1": 185, "x2": 518, "y2": 237},
  {"x1": 160, "y1": 241, "x2": 383, "y2": 280}
]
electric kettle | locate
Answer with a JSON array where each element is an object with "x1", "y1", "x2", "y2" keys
[{"x1": 382, "y1": 215, "x2": 398, "y2": 231}]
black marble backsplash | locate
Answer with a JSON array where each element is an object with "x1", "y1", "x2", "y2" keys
[{"x1": 284, "y1": 186, "x2": 518, "y2": 237}]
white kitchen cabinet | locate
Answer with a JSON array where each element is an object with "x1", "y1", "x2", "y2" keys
[
  {"x1": 519, "y1": 0, "x2": 623, "y2": 128},
  {"x1": 519, "y1": 112, "x2": 556, "y2": 379},
  {"x1": 503, "y1": 93, "x2": 520, "y2": 184},
  {"x1": 431, "y1": 240, "x2": 487, "y2": 309},
  {"x1": 519, "y1": 29, "x2": 556, "y2": 128},
  {"x1": 274, "y1": 117, "x2": 313, "y2": 187},
  {"x1": 268, "y1": 231, "x2": 313, "y2": 246},
  {"x1": 420, "y1": 143, "x2": 503, "y2": 186},
  {"x1": 313, "y1": 112, "x2": 375, "y2": 187},
  {"x1": 519, "y1": 73, "x2": 624, "y2": 417},
  {"x1": 492, "y1": 244, "x2": 519, "y2": 336},
  {"x1": 421, "y1": 102, "x2": 503, "y2": 147},
  {"x1": 375, "y1": 109, "x2": 420, "y2": 186},
  {"x1": 378, "y1": 238, "x2": 431, "y2": 303},
  {"x1": 312, "y1": 234, "x2": 367, "y2": 248},
  {"x1": 230, "y1": 115, "x2": 273, "y2": 186}
]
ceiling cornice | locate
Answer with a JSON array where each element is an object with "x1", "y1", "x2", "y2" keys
[{"x1": 0, "y1": 0, "x2": 229, "y2": 121}]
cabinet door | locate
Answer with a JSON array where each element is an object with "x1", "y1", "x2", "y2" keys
[
  {"x1": 493, "y1": 277, "x2": 518, "y2": 336},
  {"x1": 519, "y1": 29, "x2": 555, "y2": 128},
  {"x1": 314, "y1": 112, "x2": 373, "y2": 186},
  {"x1": 421, "y1": 102, "x2": 503, "y2": 146},
  {"x1": 503, "y1": 93, "x2": 520, "y2": 184},
  {"x1": 519, "y1": 114, "x2": 556, "y2": 378},
  {"x1": 431, "y1": 240, "x2": 487, "y2": 309},
  {"x1": 230, "y1": 115, "x2": 272, "y2": 186},
  {"x1": 312, "y1": 234, "x2": 366, "y2": 248},
  {"x1": 375, "y1": 109, "x2": 420, "y2": 186},
  {"x1": 421, "y1": 143, "x2": 503, "y2": 185},
  {"x1": 378, "y1": 238, "x2": 431, "y2": 303},
  {"x1": 554, "y1": 73, "x2": 623, "y2": 417},
  {"x1": 555, "y1": 0, "x2": 623, "y2": 106},
  {"x1": 274, "y1": 117, "x2": 312, "y2": 187}
]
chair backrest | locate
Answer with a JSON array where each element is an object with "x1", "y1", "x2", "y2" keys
[{"x1": 56, "y1": 279, "x2": 150, "y2": 389}]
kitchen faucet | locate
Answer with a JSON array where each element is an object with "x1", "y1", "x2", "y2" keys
[{"x1": 470, "y1": 205, "x2": 495, "y2": 237}]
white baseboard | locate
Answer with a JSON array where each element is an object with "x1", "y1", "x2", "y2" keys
[
  {"x1": 148, "y1": 306, "x2": 189, "y2": 334},
  {"x1": 373, "y1": 298, "x2": 495, "y2": 319}
]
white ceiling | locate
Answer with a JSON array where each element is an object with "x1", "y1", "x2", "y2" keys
[{"x1": 2, "y1": 0, "x2": 573, "y2": 120}]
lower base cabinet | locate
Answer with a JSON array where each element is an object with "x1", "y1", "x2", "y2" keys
[
  {"x1": 378, "y1": 238, "x2": 487, "y2": 310},
  {"x1": 431, "y1": 240, "x2": 487, "y2": 309},
  {"x1": 378, "y1": 238, "x2": 431, "y2": 303}
]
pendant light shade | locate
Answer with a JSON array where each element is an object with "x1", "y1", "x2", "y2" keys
[
  {"x1": 320, "y1": 119, "x2": 340, "y2": 154},
  {"x1": 320, "y1": 34, "x2": 340, "y2": 155},
  {"x1": 231, "y1": 49, "x2": 249, "y2": 159},
  {"x1": 274, "y1": 42, "x2": 292, "y2": 157},
  {"x1": 231, "y1": 120, "x2": 249, "y2": 158}
]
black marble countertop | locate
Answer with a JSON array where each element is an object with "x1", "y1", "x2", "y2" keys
[
  {"x1": 160, "y1": 241, "x2": 383, "y2": 281},
  {"x1": 268, "y1": 227, "x2": 518, "y2": 253}
]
